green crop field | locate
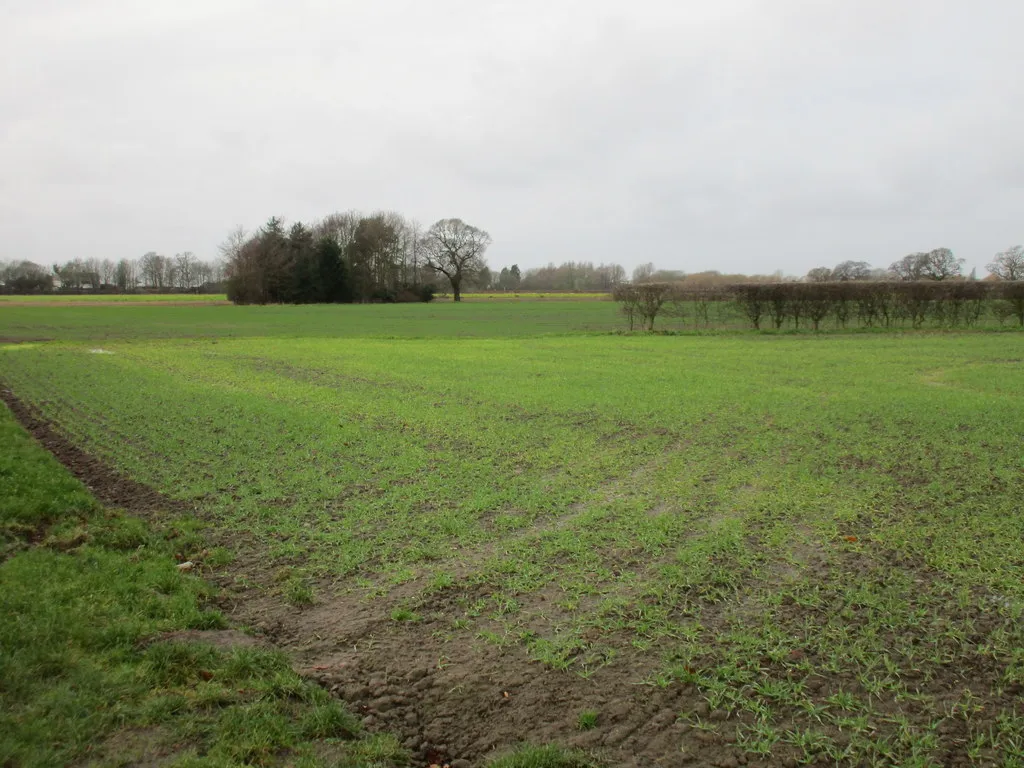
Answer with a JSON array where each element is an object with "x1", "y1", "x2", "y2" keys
[
  {"x1": 0, "y1": 293, "x2": 230, "y2": 304},
  {"x1": 2, "y1": 300, "x2": 1023, "y2": 767},
  {"x1": 0, "y1": 301, "x2": 622, "y2": 342},
  {"x1": 458, "y1": 292, "x2": 611, "y2": 300}
]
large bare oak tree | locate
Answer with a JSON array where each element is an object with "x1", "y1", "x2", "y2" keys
[{"x1": 421, "y1": 218, "x2": 491, "y2": 302}]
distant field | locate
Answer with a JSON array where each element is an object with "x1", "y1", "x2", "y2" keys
[
  {"x1": 0, "y1": 292, "x2": 610, "y2": 304},
  {"x1": 4, "y1": 297, "x2": 1020, "y2": 345},
  {"x1": 0, "y1": 301, "x2": 623, "y2": 341},
  {"x1": 0, "y1": 292, "x2": 608, "y2": 304},
  {"x1": 0, "y1": 293, "x2": 229, "y2": 304},
  {"x1": 458, "y1": 292, "x2": 610, "y2": 300},
  {"x1": 2, "y1": 304, "x2": 1023, "y2": 765}
]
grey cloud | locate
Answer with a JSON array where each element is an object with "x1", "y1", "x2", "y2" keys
[{"x1": 2, "y1": 0, "x2": 1022, "y2": 275}]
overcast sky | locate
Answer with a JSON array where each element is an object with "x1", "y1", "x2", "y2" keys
[{"x1": 2, "y1": 1, "x2": 1023, "y2": 277}]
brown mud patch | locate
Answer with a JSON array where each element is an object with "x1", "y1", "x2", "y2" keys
[{"x1": 225, "y1": 585, "x2": 712, "y2": 767}]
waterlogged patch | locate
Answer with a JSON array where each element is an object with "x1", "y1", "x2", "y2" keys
[{"x1": 89, "y1": 349, "x2": 115, "y2": 355}]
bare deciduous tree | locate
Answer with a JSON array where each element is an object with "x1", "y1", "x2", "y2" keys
[
  {"x1": 218, "y1": 227, "x2": 249, "y2": 266},
  {"x1": 632, "y1": 262, "x2": 655, "y2": 283},
  {"x1": 195, "y1": 261, "x2": 213, "y2": 287},
  {"x1": 890, "y1": 253, "x2": 926, "y2": 281},
  {"x1": 140, "y1": 252, "x2": 166, "y2": 288},
  {"x1": 100, "y1": 259, "x2": 116, "y2": 287},
  {"x1": 421, "y1": 218, "x2": 491, "y2": 302},
  {"x1": 84, "y1": 258, "x2": 102, "y2": 288},
  {"x1": 174, "y1": 252, "x2": 198, "y2": 290},
  {"x1": 613, "y1": 284, "x2": 642, "y2": 330},
  {"x1": 920, "y1": 248, "x2": 963, "y2": 280},
  {"x1": 314, "y1": 211, "x2": 360, "y2": 252},
  {"x1": 612, "y1": 283, "x2": 674, "y2": 330},
  {"x1": 806, "y1": 267, "x2": 833, "y2": 282},
  {"x1": 987, "y1": 245, "x2": 1024, "y2": 281},
  {"x1": 892, "y1": 249, "x2": 963, "y2": 281},
  {"x1": 115, "y1": 258, "x2": 137, "y2": 291},
  {"x1": 831, "y1": 260, "x2": 872, "y2": 281}
]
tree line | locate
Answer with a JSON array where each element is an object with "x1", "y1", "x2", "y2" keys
[
  {"x1": 615, "y1": 280, "x2": 1024, "y2": 331},
  {"x1": 6, "y1": 235, "x2": 1023, "y2": 307},
  {"x1": 223, "y1": 215, "x2": 637, "y2": 301},
  {"x1": 804, "y1": 246, "x2": 1024, "y2": 283},
  {"x1": 613, "y1": 245, "x2": 1023, "y2": 330},
  {"x1": 221, "y1": 212, "x2": 491, "y2": 304},
  {"x1": 0, "y1": 253, "x2": 224, "y2": 294}
]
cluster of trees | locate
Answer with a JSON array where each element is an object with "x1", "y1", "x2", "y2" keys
[
  {"x1": 134, "y1": 252, "x2": 222, "y2": 290},
  {"x1": 806, "y1": 250, "x2": 971, "y2": 283},
  {"x1": 806, "y1": 251, "x2": 965, "y2": 282},
  {"x1": 631, "y1": 262, "x2": 686, "y2": 284},
  {"x1": 806, "y1": 261, "x2": 879, "y2": 282},
  {"x1": 806, "y1": 246, "x2": 1024, "y2": 283},
  {"x1": 510, "y1": 261, "x2": 626, "y2": 291},
  {"x1": 662, "y1": 270, "x2": 787, "y2": 287},
  {"x1": 474, "y1": 261, "x2": 629, "y2": 292},
  {"x1": 223, "y1": 213, "x2": 491, "y2": 304},
  {"x1": 614, "y1": 280, "x2": 1024, "y2": 331},
  {"x1": 888, "y1": 249, "x2": 965, "y2": 281},
  {"x1": 0, "y1": 261, "x2": 52, "y2": 293},
  {"x1": 494, "y1": 264, "x2": 522, "y2": 290},
  {"x1": 0, "y1": 254, "x2": 224, "y2": 294}
]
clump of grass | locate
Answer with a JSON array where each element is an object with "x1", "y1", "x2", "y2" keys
[
  {"x1": 299, "y1": 701, "x2": 361, "y2": 738},
  {"x1": 285, "y1": 576, "x2": 315, "y2": 606},
  {"x1": 488, "y1": 744, "x2": 600, "y2": 768},
  {"x1": 205, "y1": 546, "x2": 235, "y2": 567},
  {"x1": 344, "y1": 733, "x2": 410, "y2": 765},
  {"x1": 577, "y1": 710, "x2": 599, "y2": 730},
  {"x1": 390, "y1": 606, "x2": 421, "y2": 622}
]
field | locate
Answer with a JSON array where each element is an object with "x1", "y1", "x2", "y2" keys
[
  {"x1": 0, "y1": 292, "x2": 606, "y2": 306},
  {"x1": 2, "y1": 300, "x2": 1024, "y2": 767},
  {"x1": 457, "y1": 292, "x2": 611, "y2": 301},
  {"x1": 0, "y1": 293, "x2": 230, "y2": 305},
  {"x1": 0, "y1": 301, "x2": 621, "y2": 342}
]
